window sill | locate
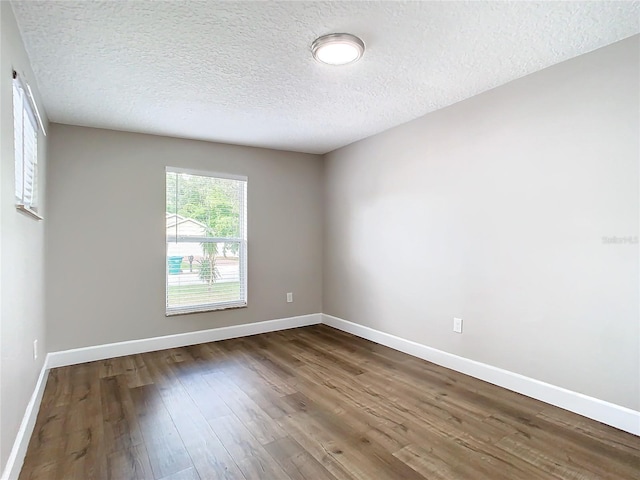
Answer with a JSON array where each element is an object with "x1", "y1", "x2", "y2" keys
[
  {"x1": 166, "y1": 301, "x2": 247, "y2": 317},
  {"x1": 16, "y1": 204, "x2": 43, "y2": 221}
]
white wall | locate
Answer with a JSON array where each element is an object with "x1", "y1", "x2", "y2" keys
[
  {"x1": 0, "y1": 2, "x2": 48, "y2": 471},
  {"x1": 323, "y1": 36, "x2": 639, "y2": 410},
  {"x1": 46, "y1": 125, "x2": 323, "y2": 352}
]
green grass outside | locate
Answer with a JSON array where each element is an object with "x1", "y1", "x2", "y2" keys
[{"x1": 167, "y1": 282, "x2": 240, "y2": 307}]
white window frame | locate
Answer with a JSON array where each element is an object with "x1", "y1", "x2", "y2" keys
[
  {"x1": 13, "y1": 70, "x2": 46, "y2": 220},
  {"x1": 166, "y1": 167, "x2": 248, "y2": 316}
]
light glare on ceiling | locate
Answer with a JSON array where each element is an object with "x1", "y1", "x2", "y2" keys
[{"x1": 312, "y1": 33, "x2": 365, "y2": 66}]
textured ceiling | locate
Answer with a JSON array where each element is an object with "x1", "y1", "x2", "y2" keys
[{"x1": 10, "y1": 1, "x2": 640, "y2": 154}]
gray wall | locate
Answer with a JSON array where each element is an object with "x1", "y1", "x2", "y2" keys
[
  {"x1": 323, "y1": 36, "x2": 639, "y2": 410},
  {"x1": 46, "y1": 125, "x2": 323, "y2": 352},
  {"x1": 0, "y1": 2, "x2": 49, "y2": 471}
]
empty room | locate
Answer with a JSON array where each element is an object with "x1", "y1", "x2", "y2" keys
[{"x1": 1, "y1": 1, "x2": 638, "y2": 479}]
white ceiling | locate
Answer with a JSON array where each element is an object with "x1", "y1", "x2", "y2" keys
[{"x1": 10, "y1": 1, "x2": 640, "y2": 154}]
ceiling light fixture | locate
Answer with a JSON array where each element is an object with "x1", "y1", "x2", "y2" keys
[{"x1": 311, "y1": 33, "x2": 365, "y2": 66}]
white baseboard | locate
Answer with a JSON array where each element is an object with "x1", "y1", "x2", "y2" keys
[
  {"x1": 322, "y1": 313, "x2": 640, "y2": 436},
  {"x1": 1, "y1": 360, "x2": 49, "y2": 480},
  {"x1": 47, "y1": 313, "x2": 321, "y2": 368}
]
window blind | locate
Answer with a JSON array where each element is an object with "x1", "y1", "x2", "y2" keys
[
  {"x1": 13, "y1": 74, "x2": 39, "y2": 211},
  {"x1": 166, "y1": 168, "x2": 247, "y2": 315}
]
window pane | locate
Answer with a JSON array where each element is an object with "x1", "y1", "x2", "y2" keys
[
  {"x1": 23, "y1": 113, "x2": 38, "y2": 207},
  {"x1": 166, "y1": 241, "x2": 242, "y2": 309},
  {"x1": 166, "y1": 169, "x2": 247, "y2": 313},
  {"x1": 167, "y1": 172, "x2": 242, "y2": 240}
]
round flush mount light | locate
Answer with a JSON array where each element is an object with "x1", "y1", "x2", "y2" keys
[{"x1": 311, "y1": 33, "x2": 365, "y2": 66}]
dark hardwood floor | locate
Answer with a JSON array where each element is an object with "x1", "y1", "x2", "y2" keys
[{"x1": 20, "y1": 324, "x2": 640, "y2": 479}]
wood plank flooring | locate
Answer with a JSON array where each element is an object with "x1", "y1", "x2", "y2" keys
[{"x1": 20, "y1": 325, "x2": 640, "y2": 479}]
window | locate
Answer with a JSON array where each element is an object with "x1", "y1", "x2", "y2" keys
[
  {"x1": 13, "y1": 71, "x2": 44, "y2": 218},
  {"x1": 166, "y1": 168, "x2": 247, "y2": 315}
]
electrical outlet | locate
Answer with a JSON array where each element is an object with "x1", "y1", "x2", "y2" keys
[
  {"x1": 453, "y1": 317, "x2": 463, "y2": 334},
  {"x1": 33, "y1": 339, "x2": 38, "y2": 360},
  {"x1": 286, "y1": 292, "x2": 293, "y2": 303}
]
